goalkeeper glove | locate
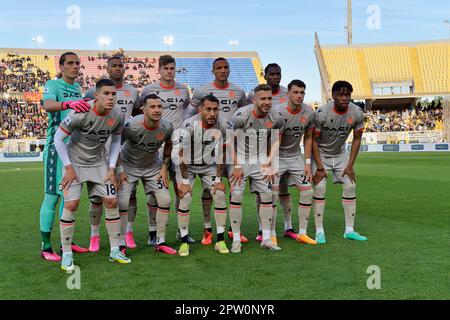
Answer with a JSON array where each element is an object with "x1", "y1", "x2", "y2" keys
[{"x1": 61, "y1": 98, "x2": 91, "y2": 113}]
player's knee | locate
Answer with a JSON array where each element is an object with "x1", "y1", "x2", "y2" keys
[
  {"x1": 342, "y1": 181, "x2": 356, "y2": 198},
  {"x1": 155, "y1": 192, "x2": 171, "y2": 208},
  {"x1": 147, "y1": 193, "x2": 158, "y2": 206},
  {"x1": 179, "y1": 193, "x2": 192, "y2": 210},
  {"x1": 313, "y1": 179, "x2": 327, "y2": 198},
  {"x1": 103, "y1": 198, "x2": 118, "y2": 209},
  {"x1": 64, "y1": 200, "x2": 79, "y2": 212},
  {"x1": 300, "y1": 186, "x2": 314, "y2": 199},
  {"x1": 260, "y1": 192, "x2": 273, "y2": 204},
  {"x1": 213, "y1": 190, "x2": 226, "y2": 208},
  {"x1": 202, "y1": 188, "x2": 212, "y2": 199},
  {"x1": 118, "y1": 196, "x2": 129, "y2": 212},
  {"x1": 230, "y1": 193, "x2": 243, "y2": 204},
  {"x1": 105, "y1": 207, "x2": 120, "y2": 220}
]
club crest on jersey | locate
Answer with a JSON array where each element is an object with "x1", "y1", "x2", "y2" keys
[
  {"x1": 175, "y1": 89, "x2": 181, "y2": 96},
  {"x1": 228, "y1": 91, "x2": 236, "y2": 99},
  {"x1": 279, "y1": 97, "x2": 287, "y2": 104},
  {"x1": 300, "y1": 116, "x2": 307, "y2": 124},
  {"x1": 346, "y1": 117, "x2": 353, "y2": 125},
  {"x1": 106, "y1": 118, "x2": 116, "y2": 127},
  {"x1": 265, "y1": 121, "x2": 273, "y2": 129},
  {"x1": 124, "y1": 90, "x2": 131, "y2": 97},
  {"x1": 156, "y1": 132, "x2": 165, "y2": 141}
]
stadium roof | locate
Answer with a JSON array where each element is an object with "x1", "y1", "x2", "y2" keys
[{"x1": 315, "y1": 34, "x2": 450, "y2": 103}]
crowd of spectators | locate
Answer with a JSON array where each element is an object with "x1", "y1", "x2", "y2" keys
[
  {"x1": 0, "y1": 98, "x2": 48, "y2": 140},
  {"x1": 364, "y1": 101, "x2": 443, "y2": 132},
  {"x1": 0, "y1": 54, "x2": 51, "y2": 93}
]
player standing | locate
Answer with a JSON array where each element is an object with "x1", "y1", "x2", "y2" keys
[
  {"x1": 312, "y1": 81, "x2": 368, "y2": 244},
  {"x1": 175, "y1": 95, "x2": 229, "y2": 256},
  {"x1": 84, "y1": 56, "x2": 140, "y2": 252},
  {"x1": 54, "y1": 79, "x2": 129, "y2": 271},
  {"x1": 140, "y1": 55, "x2": 192, "y2": 246},
  {"x1": 40, "y1": 52, "x2": 90, "y2": 261},
  {"x1": 229, "y1": 84, "x2": 284, "y2": 253},
  {"x1": 190, "y1": 57, "x2": 248, "y2": 245},
  {"x1": 117, "y1": 94, "x2": 176, "y2": 255},
  {"x1": 273, "y1": 80, "x2": 317, "y2": 245}
]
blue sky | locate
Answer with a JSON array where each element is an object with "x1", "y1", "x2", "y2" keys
[{"x1": 0, "y1": 0, "x2": 449, "y2": 101}]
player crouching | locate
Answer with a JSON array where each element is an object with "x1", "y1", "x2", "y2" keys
[
  {"x1": 174, "y1": 95, "x2": 229, "y2": 256},
  {"x1": 116, "y1": 94, "x2": 176, "y2": 255},
  {"x1": 54, "y1": 79, "x2": 130, "y2": 271}
]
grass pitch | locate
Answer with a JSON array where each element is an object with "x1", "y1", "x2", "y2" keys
[{"x1": 0, "y1": 153, "x2": 449, "y2": 300}]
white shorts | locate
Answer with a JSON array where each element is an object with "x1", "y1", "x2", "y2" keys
[
  {"x1": 175, "y1": 164, "x2": 217, "y2": 191},
  {"x1": 312, "y1": 152, "x2": 350, "y2": 184},
  {"x1": 231, "y1": 164, "x2": 273, "y2": 195},
  {"x1": 64, "y1": 164, "x2": 116, "y2": 201}
]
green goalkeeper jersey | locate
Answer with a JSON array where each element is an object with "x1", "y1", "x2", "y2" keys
[{"x1": 42, "y1": 78, "x2": 83, "y2": 151}]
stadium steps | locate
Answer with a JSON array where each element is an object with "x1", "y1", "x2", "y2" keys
[
  {"x1": 409, "y1": 47, "x2": 424, "y2": 95},
  {"x1": 355, "y1": 49, "x2": 372, "y2": 97},
  {"x1": 251, "y1": 58, "x2": 265, "y2": 84}
]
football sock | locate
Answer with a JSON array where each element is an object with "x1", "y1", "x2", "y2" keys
[
  {"x1": 313, "y1": 179, "x2": 327, "y2": 234},
  {"x1": 342, "y1": 181, "x2": 357, "y2": 233},
  {"x1": 255, "y1": 192, "x2": 262, "y2": 232},
  {"x1": 178, "y1": 193, "x2": 192, "y2": 240},
  {"x1": 202, "y1": 189, "x2": 213, "y2": 229},
  {"x1": 39, "y1": 193, "x2": 59, "y2": 249},
  {"x1": 279, "y1": 193, "x2": 292, "y2": 231},
  {"x1": 89, "y1": 200, "x2": 103, "y2": 236},
  {"x1": 147, "y1": 193, "x2": 158, "y2": 232},
  {"x1": 213, "y1": 190, "x2": 227, "y2": 236},
  {"x1": 298, "y1": 186, "x2": 313, "y2": 234},
  {"x1": 105, "y1": 207, "x2": 121, "y2": 249},
  {"x1": 60, "y1": 208, "x2": 76, "y2": 253},
  {"x1": 229, "y1": 194, "x2": 243, "y2": 242},
  {"x1": 259, "y1": 193, "x2": 273, "y2": 241},
  {"x1": 155, "y1": 192, "x2": 171, "y2": 246},
  {"x1": 127, "y1": 196, "x2": 137, "y2": 229}
]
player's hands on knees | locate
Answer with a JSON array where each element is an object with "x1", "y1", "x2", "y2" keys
[
  {"x1": 61, "y1": 98, "x2": 91, "y2": 113},
  {"x1": 106, "y1": 168, "x2": 118, "y2": 190},
  {"x1": 178, "y1": 183, "x2": 192, "y2": 198},
  {"x1": 62, "y1": 165, "x2": 78, "y2": 190},
  {"x1": 304, "y1": 164, "x2": 312, "y2": 182},
  {"x1": 158, "y1": 166, "x2": 170, "y2": 188},
  {"x1": 261, "y1": 163, "x2": 277, "y2": 184},
  {"x1": 116, "y1": 172, "x2": 127, "y2": 191},
  {"x1": 212, "y1": 182, "x2": 226, "y2": 194},
  {"x1": 230, "y1": 166, "x2": 243, "y2": 186},
  {"x1": 342, "y1": 165, "x2": 356, "y2": 184},
  {"x1": 312, "y1": 168, "x2": 327, "y2": 185}
]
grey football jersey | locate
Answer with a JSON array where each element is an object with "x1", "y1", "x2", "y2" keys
[
  {"x1": 179, "y1": 114, "x2": 228, "y2": 165},
  {"x1": 121, "y1": 116, "x2": 174, "y2": 168},
  {"x1": 314, "y1": 101, "x2": 365, "y2": 155},
  {"x1": 232, "y1": 104, "x2": 284, "y2": 161},
  {"x1": 246, "y1": 86, "x2": 288, "y2": 110},
  {"x1": 140, "y1": 82, "x2": 190, "y2": 130},
  {"x1": 190, "y1": 82, "x2": 247, "y2": 122},
  {"x1": 60, "y1": 101, "x2": 124, "y2": 166},
  {"x1": 84, "y1": 83, "x2": 140, "y2": 121},
  {"x1": 278, "y1": 103, "x2": 315, "y2": 159}
]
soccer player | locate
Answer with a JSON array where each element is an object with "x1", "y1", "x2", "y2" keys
[
  {"x1": 311, "y1": 80, "x2": 368, "y2": 244},
  {"x1": 175, "y1": 94, "x2": 229, "y2": 256},
  {"x1": 40, "y1": 52, "x2": 90, "y2": 261},
  {"x1": 246, "y1": 63, "x2": 288, "y2": 108},
  {"x1": 84, "y1": 56, "x2": 140, "y2": 252},
  {"x1": 247, "y1": 64, "x2": 292, "y2": 242},
  {"x1": 190, "y1": 57, "x2": 248, "y2": 245},
  {"x1": 273, "y1": 80, "x2": 317, "y2": 245},
  {"x1": 117, "y1": 94, "x2": 175, "y2": 255},
  {"x1": 54, "y1": 79, "x2": 129, "y2": 271},
  {"x1": 229, "y1": 84, "x2": 284, "y2": 253},
  {"x1": 140, "y1": 55, "x2": 192, "y2": 246}
]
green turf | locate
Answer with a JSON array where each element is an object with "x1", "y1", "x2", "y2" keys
[{"x1": 0, "y1": 153, "x2": 449, "y2": 299}]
